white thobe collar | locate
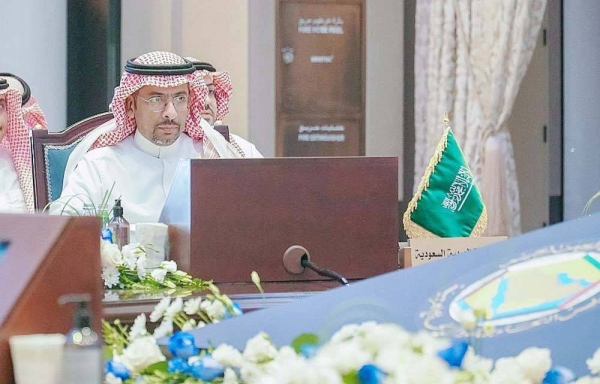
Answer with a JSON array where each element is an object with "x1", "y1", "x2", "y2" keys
[
  {"x1": 133, "y1": 130, "x2": 186, "y2": 159},
  {"x1": 0, "y1": 146, "x2": 26, "y2": 213}
]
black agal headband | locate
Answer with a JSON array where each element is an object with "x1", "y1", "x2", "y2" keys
[
  {"x1": 0, "y1": 79, "x2": 8, "y2": 91},
  {"x1": 0, "y1": 73, "x2": 31, "y2": 105},
  {"x1": 124, "y1": 59, "x2": 196, "y2": 75},
  {"x1": 189, "y1": 61, "x2": 217, "y2": 73}
]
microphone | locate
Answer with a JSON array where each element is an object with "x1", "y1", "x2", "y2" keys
[{"x1": 283, "y1": 245, "x2": 349, "y2": 286}]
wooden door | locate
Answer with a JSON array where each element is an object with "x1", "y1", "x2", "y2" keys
[{"x1": 276, "y1": 0, "x2": 365, "y2": 156}]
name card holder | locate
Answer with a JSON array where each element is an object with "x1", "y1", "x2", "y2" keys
[{"x1": 402, "y1": 236, "x2": 507, "y2": 268}]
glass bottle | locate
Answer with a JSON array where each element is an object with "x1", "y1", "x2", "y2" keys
[
  {"x1": 59, "y1": 293, "x2": 103, "y2": 384},
  {"x1": 107, "y1": 199, "x2": 130, "y2": 249}
]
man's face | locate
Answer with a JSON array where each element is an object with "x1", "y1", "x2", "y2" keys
[
  {"x1": 0, "y1": 95, "x2": 7, "y2": 143},
  {"x1": 201, "y1": 74, "x2": 217, "y2": 125},
  {"x1": 126, "y1": 84, "x2": 189, "y2": 146}
]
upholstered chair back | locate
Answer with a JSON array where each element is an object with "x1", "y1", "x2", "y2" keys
[{"x1": 31, "y1": 112, "x2": 114, "y2": 210}]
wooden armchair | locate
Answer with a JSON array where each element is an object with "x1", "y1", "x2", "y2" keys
[{"x1": 31, "y1": 112, "x2": 114, "y2": 210}]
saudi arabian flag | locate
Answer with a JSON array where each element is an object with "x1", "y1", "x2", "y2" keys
[{"x1": 403, "y1": 128, "x2": 487, "y2": 238}]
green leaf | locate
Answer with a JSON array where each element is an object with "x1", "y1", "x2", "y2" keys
[
  {"x1": 141, "y1": 360, "x2": 168, "y2": 375},
  {"x1": 453, "y1": 371, "x2": 475, "y2": 384},
  {"x1": 291, "y1": 333, "x2": 319, "y2": 353},
  {"x1": 342, "y1": 370, "x2": 359, "y2": 384},
  {"x1": 103, "y1": 345, "x2": 113, "y2": 361}
]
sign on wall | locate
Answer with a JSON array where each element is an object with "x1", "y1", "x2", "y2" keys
[{"x1": 276, "y1": 0, "x2": 365, "y2": 157}]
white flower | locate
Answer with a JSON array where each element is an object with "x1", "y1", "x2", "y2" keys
[
  {"x1": 136, "y1": 254, "x2": 147, "y2": 279},
  {"x1": 152, "y1": 317, "x2": 173, "y2": 339},
  {"x1": 587, "y1": 348, "x2": 600, "y2": 374},
  {"x1": 356, "y1": 323, "x2": 411, "y2": 354},
  {"x1": 398, "y1": 352, "x2": 456, "y2": 384},
  {"x1": 181, "y1": 319, "x2": 196, "y2": 331},
  {"x1": 515, "y1": 347, "x2": 552, "y2": 382},
  {"x1": 330, "y1": 323, "x2": 361, "y2": 343},
  {"x1": 183, "y1": 297, "x2": 202, "y2": 315},
  {"x1": 409, "y1": 330, "x2": 449, "y2": 355},
  {"x1": 196, "y1": 321, "x2": 206, "y2": 329},
  {"x1": 243, "y1": 332, "x2": 278, "y2": 364},
  {"x1": 150, "y1": 268, "x2": 167, "y2": 283},
  {"x1": 251, "y1": 271, "x2": 263, "y2": 294},
  {"x1": 120, "y1": 336, "x2": 165, "y2": 373},
  {"x1": 128, "y1": 314, "x2": 148, "y2": 341},
  {"x1": 200, "y1": 299, "x2": 211, "y2": 312},
  {"x1": 160, "y1": 260, "x2": 177, "y2": 272},
  {"x1": 313, "y1": 340, "x2": 371, "y2": 375},
  {"x1": 149, "y1": 297, "x2": 170, "y2": 322},
  {"x1": 102, "y1": 266, "x2": 120, "y2": 288},
  {"x1": 258, "y1": 347, "x2": 342, "y2": 384},
  {"x1": 213, "y1": 344, "x2": 245, "y2": 367},
  {"x1": 121, "y1": 243, "x2": 144, "y2": 269},
  {"x1": 489, "y1": 357, "x2": 527, "y2": 384},
  {"x1": 223, "y1": 367, "x2": 240, "y2": 384},
  {"x1": 575, "y1": 377, "x2": 600, "y2": 384},
  {"x1": 165, "y1": 297, "x2": 183, "y2": 319},
  {"x1": 101, "y1": 240, "x2": 123, "y2": 268},
  {"x1": 104, "y1": 372, "x2": 123, "y2": 384},
  {"x1": 239, "y1": 362, "x2": 271, "y2": 384},
  {"x1": 372, "y1": 346, "x2": 406, "y2": 376},
  {"x1": 462, "y1": 348, "x2": 493, "y2": 384},
  {"x1": 201, "y1": 299, "x2": 226, "y2": 320}
]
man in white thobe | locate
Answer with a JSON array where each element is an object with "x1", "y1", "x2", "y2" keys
[
  {"x1": 187, "y1": 59, "x2": 262, "y2": 158},
  {"x1": 56, "y1": 51, "x2": 257, "y2": 223},
  {"x1": 0, "y1": 78, "x2": 35, "y2": 213}
]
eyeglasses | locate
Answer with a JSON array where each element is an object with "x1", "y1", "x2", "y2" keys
[{"x1": 136, "y1": 94, "x2": 189, "y2": 112}]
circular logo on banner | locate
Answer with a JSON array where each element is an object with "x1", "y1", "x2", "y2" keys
[{"x1": 421, "y1": 243, "x2": 600, "y2": 338}]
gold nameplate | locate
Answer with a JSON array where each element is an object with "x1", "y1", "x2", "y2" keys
[{"x1": 402, "y1": 236, "x2": 507, "y2": 268}]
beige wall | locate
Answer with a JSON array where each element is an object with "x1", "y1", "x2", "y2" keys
[
  {"x1": 180, "y1": 0, "x2": 249, "y2": 138},
  {"x1": 121, "y1": 0, "x2": 174, "y2": 60},
  {"x1": 507, "y1": 12, "x2": 549, "y2": 232},
  {"x1": 248, "y1": 1, "x2": 277, "y2": 155},
  {"x1": 0, "y1": 0, "x2": 67, "y2": 132},
  {"x1": 366, "y1": 0, "x2": 404, "y2": 200}
]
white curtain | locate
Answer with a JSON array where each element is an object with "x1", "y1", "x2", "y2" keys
[{"x1": 414, "y1": 0, "x2": 547, "y2": 237}]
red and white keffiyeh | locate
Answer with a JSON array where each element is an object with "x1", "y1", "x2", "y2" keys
[
  {"x1": 0, "y1": 74, "x2": 48, "y2": 130},
  {"x1": 22, "y1": 96, "x2": 48, "y2": 130},
  {"x1": 91, "y1": 51, "x2": 208, "y2": 150},
  {"x1": 184, "y1": 57, "x2": 233, "y2": 121},
  {"x1": 208, "y1": 70, "x2": 233, "y2": 121},
  {"x1": 0, "y1": 85, "x2": 34, "y2": 212}
]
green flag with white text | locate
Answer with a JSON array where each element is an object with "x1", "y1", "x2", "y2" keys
[{"x1": 403, "y1": 127, "x2": 487, "y2": 238}]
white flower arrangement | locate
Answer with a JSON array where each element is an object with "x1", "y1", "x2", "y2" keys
[
  {"x1": 100, "y1": 240, "x2": 211, "y2": 292},
  {"x1": 103, "y1": 287, "x2": 244, "y2": 383},
  {"x1": 103, "y1": 319, "x2": 600, "y2": 384}
]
